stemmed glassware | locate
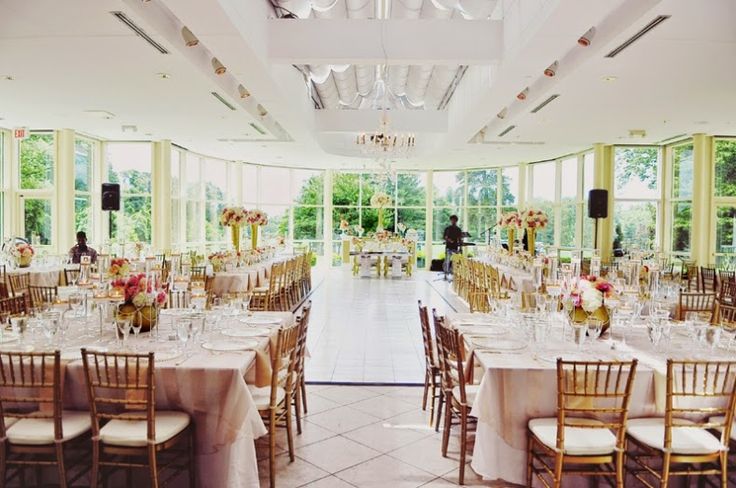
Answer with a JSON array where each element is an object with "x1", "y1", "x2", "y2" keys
[
  {"x1": 115, "y1": 313, "x2": 132, "y2": 350},
  {"x1": 130, "y1": 315, "x2": 143, "y2": 349},
  {"x1": 175, "y1": 318, "x2": 193, "y2": 352}
]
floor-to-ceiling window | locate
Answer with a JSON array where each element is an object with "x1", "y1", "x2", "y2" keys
[
  {"x1": 669, "y1": 141, "x2": 694, "y2": 258},
  {"x1": 19, "y1": 132, "x2": 55, "y2": 246},
  {"x1": 204, "y1": 157, "x2": 229, "y2": 246},
  {"x1": 74, "y1": 137, "x2": 94, "y2": 238},
  {"x1": 170, "y1": 148, "x2": 182, "y2": 248},
  {"x1": 714, "y1": 138, "x2": 736, "y2": 267},
  {"x1": 105, "y1": 142, "x2": 153, "y2": 245},
  {"x1": 613, "y1": 146, "x2": 661, "y2": 252},
  {"x1": 528, "y1": 161, "x2": 556, "y2": 248},
  {"x1": 292, "y1": 169, "x2": 324, "y2": 255}
]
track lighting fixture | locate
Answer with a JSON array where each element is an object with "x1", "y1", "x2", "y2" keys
[
  {"x1": 516, "y1": 88, "x2": 529, "y2": 101},
  {"x1": 578, "y1": 27, "x2": 595, "y2": 47},
  {"x1": 181, "y1": 26, "x2": 199, "y2": 47},
  {"x1": 211, "y1": 57, "x2": 226, "y2": 75},
  {"x1": 238, "y1": 85, "x2": 251, "y2": 99},
  {"x1": 544, "y1": 61, "x2": 558, "y2": 77}
]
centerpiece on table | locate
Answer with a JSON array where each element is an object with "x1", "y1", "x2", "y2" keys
[
  {"x1": 370, "y1": 192, "x2": 392, "y2": 231},
  {"x1": 353, "y1": 225, "x2": 364, "y2": 237},
  {"x1": 220, "y1": 206, "x2": 247, "y2": 252},
  {"x1": 497, "y1": 211, "x2": 522, "y2": 251},
  {"x1": 521, "y1": 208, "x2": 549, "y2": 256},
  {"x1": 113, "y1": 274, "x2": 167, "y2": 332},
  {"x1": 339, "y1": 218, "x2": 351, "y2": 237},
  {"x1": 568, "y1": 275, "x2": 615, "y2": 334},
  {"x1": 108, "y1": 258, "x2": 131, "y2": 279},
  {"x1": 396, "y1": 222, "x2": 407, "y2": 238},
  {"x1": 208, "y1": 251, "x2": 230, "y2": 273},
  {"x1": 246, "y1": 209, "x2": 268, "y2": 250},
  {"x1": 11, "y1": 243, "x2": 35, "y2": 268}
]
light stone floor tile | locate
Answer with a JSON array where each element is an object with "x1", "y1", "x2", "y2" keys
[
  {"x1": 335, "y1": 455, "x2": 436, "y2": 488},
  {"x1": 301, "y1": 392, "x2": 343, "y2": 417},
  {"x1": 305, "y1": 405, "x2": 381, "y2": 434},
  {"x1": 347, "y1": 394, "x2": 418, "y2": 420},
  {"x1": 275, "y1": 419, "x2": 337, "y2": 450},
  {"x1": 312, "y1": 386, "x2": 382, "y2": 406},
  {"x1": 387, "y1": 436, "x2": 463, "y2": 477},
  {"x1": 342, "y1": 420, "x2": 431, "y2": 453},
  {"x1": 257, "y1": 452, "x2": 329, "y2": 488},
  {"x1": 302, "y1": 475, "x2": 357, "y2": 487},
  {"x1": 296, "y1": 435, "x2": 382, "y2": 474}
]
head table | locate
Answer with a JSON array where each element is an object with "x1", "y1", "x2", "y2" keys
[
  {"x1": 447, "y1": 311, "x2": 735, "y2": 486},
  {"x1": 1, "y1": 303, "x2": 292, "y2": 488}
]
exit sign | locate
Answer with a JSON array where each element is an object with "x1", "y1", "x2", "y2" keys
[{"x1": 13, "y1": 127, "x2": 29, "y2": 140}]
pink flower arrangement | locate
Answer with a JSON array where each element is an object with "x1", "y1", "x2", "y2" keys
[
  {"x1": 108, "y1": 258, "x2": 130, "y2": 279},
  {"x1": 497, "y1": 211, "x2": 522, "y2": 229},
  {"x1": 112, "y1": 273, "x2": 166, "y2": 308},
  {"x1": 12, "y1": 243, "x2": 34, "y2": 259},
  {"x1": 220, "y1": 206, "x2": 246, "y2": 227},
  {"x1": 522, "y1": 208, "x2": 549, "y2": 229},
  {"x1": 569, "y1": 275, "x2": 615, "y2": 313},
  {"x1": 246, "y1": 209, "x2": 269, "y2": 226}
]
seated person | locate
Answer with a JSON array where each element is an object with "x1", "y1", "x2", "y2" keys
[{"x1": 68, "y1": 231, "x2": 98, "y2": 264}]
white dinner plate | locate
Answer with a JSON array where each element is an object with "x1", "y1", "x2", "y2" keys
[
  {"x1": 538, "y1": 352, "x2": 590, "y2": 363},
  {"x1": 241, "y1": 316, "x2": 281, "y2": 325},
  {"x1": 0, "y1": 344, "x2": 34, "y2": 353},
  {"x1": 201, "y1": 340, "x2": 258, "y2": 352},
  {"x1": 222, "y1": 327, "x2": 270, "y2": 338},
  {"x1": 61, "y1": 346, "x2": 109, "y2": 361},
  {"x1": 0, "y1": 332, "x2": 19, "y2": 344},
  {"x1": 154, "y1": 349, "x2": 183, "y2": 362},
  {"x1": 462, "y1": 326, "x2": 509, "y2": 337},
  {"x1": 473, "y1": 338, "x2": 527, "y2": 352}
]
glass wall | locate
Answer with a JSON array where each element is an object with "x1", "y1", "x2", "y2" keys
[
  {"x1": 670, "y1": 142, "x2": 693, "y2": 256},
  {"x1": 105, "y1": 142, "x2": 152, "y2": 244},
  {"x1": 19, "y1": 133, "x2": 55, "y2": 246},
  {"x1": 613, "y1": 146, "x2": 660, "y2": 252},
  {"x1": 74, "y1": 137, "x2": 94, "y2": 237},
  {"x1": 715, "y1": 138, "x2": 736, "y2": 266}
]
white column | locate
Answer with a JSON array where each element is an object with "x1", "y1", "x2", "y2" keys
[
  {"x1": 1, "y1": 129, "x2": 13, "y2": 240},
  {"x1": 593, "y1": 143, "x2": 614, "y2": 262},
  {"x1": 152, "y1": 140, "x2": 172, "y2": 252},
  {"x1": 323, "y1": 169, "x2": 333, "y2": 264},
  {"x1": 692, "y1": 133, "x2": 714, "y2": 266},
  {"x1": 517, "y1": 163, "x2": 528, "y2": 209},
  {"x1": 426, "y1": 169, "x2": 434, "y2": 269},
  {"x1": 56, "y1": 129, "x2": 76, "y2": 254}
]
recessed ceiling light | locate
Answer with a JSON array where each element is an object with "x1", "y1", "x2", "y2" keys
[
  {"x1": 602, "y1": 75, "x2": 618, "y2": 82},
  {"x1": 121, "y1": 125, "x2": 137, "y2": 133},
  {"x1": 156, "y1": 72, "x2": 171, "y2": 79},
  {"x1": 695, "y1": 120, "x2": 709, "y2": 125},
  {"x1": 1, "y1": 75, "x2": 13, "y2": 81}
]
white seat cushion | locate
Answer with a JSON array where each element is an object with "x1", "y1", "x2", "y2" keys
[
  {"x1": 452, "y1": 384, "x2": 479, "y2": 405},
  {"x1": 708, "y1": 416, "x2": 736, "y2": 442},
  {"x1": 4, "y1": 417, "x2": 18, "y2": 429},
  {"x1": 627, "y1": 418, "x2": 724, "y2": 455},
  {"x1": 529, "y1": 417, "x2": 617, "y2": 456},
  {"x1": 99, "y1": 411, "x2": 190, "y2": 447},
  {"x1": 248, "y1": 385, "x2": 286, "y2": 410},
  {"x1": 7, "y1": 411, "x2": 90, "y2": 445}
]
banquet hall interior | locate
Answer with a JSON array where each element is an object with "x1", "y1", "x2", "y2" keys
[{"x1": 1, "y1": 0, "x2": 736, "y2": 486}]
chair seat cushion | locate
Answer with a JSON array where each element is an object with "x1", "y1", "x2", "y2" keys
[
  {"x1": 248, "y1": 385, "x2": 286, "y2": 410},
  {"x1": 100, "y1": 411, "x2": 190, "y2": 447},
  {"x1": 708, "y1": 416, "x2": 736, "y2": 441},
  {"x1": 452, "y1": 384, "x2": 479, "y2": 405},
  {"x1": 3, "y1": 417, "x2": 18, "y2": 429},
  {"x1": 627, "y1": 417, "x2": 723, "y2": 455},
  {"x1": 7, "y1": 410, "x2": 90, "y2": 445},
  {"x1": 529, "y1": 417, "x2": 617, "y2": 456}
]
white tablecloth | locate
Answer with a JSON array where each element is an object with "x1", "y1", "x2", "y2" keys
[
  {"x1": 209, "y1": 262, "x2": 271, "y2": 296},
  {"x1": 7, "y1": 265, "x2": 77, "y2": 287}
]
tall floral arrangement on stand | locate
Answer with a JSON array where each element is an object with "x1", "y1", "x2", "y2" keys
[
  {"x1": 497, "y1": 211, "x2": 521, "y2": 251},
  {"x1": 370, "y1": 192, "x2": 392, "y2": 231},
  {"x1": 246, "y1": 209, "x2": 268, "y2": 250},
  {"x1": 339, "y1": 218, "x2": 351, "y2": 236},
  {"x1": 521, "y1": 208, "x2": 548, "y2": 256},
  {"x1": 220, "y1": 206, "x2": 247, "y2": 252},
  {"x1": 108, "y1": 258, "x2": 131, "y2": 279},
  {"x1": 568, "y1": 275, "x2": 615, "y2": 333}
]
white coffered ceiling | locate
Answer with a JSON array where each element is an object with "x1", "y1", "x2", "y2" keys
[{"x1": 0, "y1": 0, "x2": 734, "y2": 169}]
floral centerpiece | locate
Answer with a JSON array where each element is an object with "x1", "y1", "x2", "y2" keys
[
  {"x1": 113, "y1": 274, "x2": 166, "y2": 332},
  {"x1": 246, "y1": 209, "x2": 268, "y2": 250},
  {"x1": 11, "y1": 243, "x2": 34, "y2": 268},
  {"x1": 208, "y1": 251, "x2": 230, "y2": 272},
  {"x1": 396, "y1": 222, "x2": 407, "y2": 237},
  {"x1": 108, "y1": 258, "x2": 131, "y2": 279},
  {"x1": 375, "y1": 230, "x2": 392, "y2": 243},
  {"x1": 370, "y1": 191, "x2": 392, "y2": 231},
  {"x1": 497, "y1": 211, "x2": 522, "y2": 251},
  {"x1": 353, "y1": 225, "x2": 364, "y2": 237},
  {"x1": 568, "y1": 275, "x2": 614, "y2": 333},
  {"x1": 220, "y1": 206, "x2": 247, "y2": 252},
  {"x1": 405, "y1": 228, "x2": 419, "y2": 241},
  {"x1": 133, "y1": 242, "x2": 144, "y2": 260},
  {"x1": 521, "y1": 209, "x2": 549, "y2": 256}
]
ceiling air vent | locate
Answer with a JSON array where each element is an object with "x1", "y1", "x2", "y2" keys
[
  {"x1": 605, "y1": 15, "x2": 670, "y2": 58},
  {"x1": 211, "y1": 92, "x2": 237, "y2": 111},
  {"x1": 530, "y1": 94, "x2": 559, "y2": 114},
  {"x1": 110, "y1": 11, "x2": 169, "y2": 54},
  {"x1": 498, "y1": 125, "x2": 516, "y2": 137}
]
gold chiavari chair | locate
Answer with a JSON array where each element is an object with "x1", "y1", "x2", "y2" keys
[
  {"x1": 81, "y1": 349, "x2": 195, "y2": 487},
  {"x1": 292, "y1": 301, "x2": 312, "y2": 434},
  {"x1": 167, "y1": 289, "x2": 191, "y2": 309},
  {"x1": 0, "y1": 350, "x2": 91, "y2": 487},
  {"x1": 63, "y1": 268, "x2": 80, "y2": 286},
  {"x1": 436, "y1": 315, "x2": 478, "y2": 485},
  {"x1": 0, "y1": 295, "x2": 30, "y2": 316},
  {"x1": 431, "y1": 309, "x2": 447, "y2": 433},
  {"x1": 681, "y1": 261, "x2": 698, "y2": 291},
  {"x1": 719, "y1": 277, "x2": 736, "y2": 307},
  {"x1": 28, "y1": 285, "x2": 58, "y2": 311},
  {"x1": 418, "y1": 301, "x2": 441, "y2": 428},
  {"x1": 701, "y1": 266, "x2": 718, "y2": 293},
  {"x1": 678, "y1": 291, "x2": 717, "y2": 321},
  {"x1": 718, "y1": 302, "x2": 736, "y2": 326},
  {"x1": 719, "y1": 269, "x2": 735, "y2": 285},
  {"x1": 626, "y1": 359, "x2": 736, "y2": 487},
  {"x1": 7, "y1": 272, "x2": 30, "y2": 297},
  {"x1": 248, "y1": 323, "x2": 299, "y2": 488},
  {"x1": 189, "y1": 265, "x2": 207, "y2": 287},
  {"x1": 527, "y1": 359, "x2": 638, "y2": 488}
]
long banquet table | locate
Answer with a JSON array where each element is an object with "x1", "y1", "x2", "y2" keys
[
  {"x1": 7, "y1": 264, "x2": 79, "y2": 287},
  {"x1": 208, "y1": 261, "x2": 272, "y2": 296},
  {"x1": 4, "y1": 308, "x2": 292, "y2": 488},
  {"x1": 447, "y1": 312, "x2": 734, "y2": 485}
]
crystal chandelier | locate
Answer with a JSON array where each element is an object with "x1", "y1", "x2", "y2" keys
[{"x1": 356, "y1": 112, "x2": 415, "y2": 158}]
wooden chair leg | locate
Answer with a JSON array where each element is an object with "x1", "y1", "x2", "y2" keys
[
  {"x1": 300, "y1": 379, "x2": 308, "y2": 414},
  {"x1": 90, "y1": 441, "x2": 100, "y2": 488},
  {"x1": 148, "y1": 445, "x2": 159, "y2": 488},
  {"x1": 435, "y1": 391, "x2": 444, "y2": 433},
  {"x1": 441, "y1": 401, "x2": 452, "y2": 457},
  {"x1": 428, "y1": 381, "x2": 436, "y2": 426},
  {"x1": 268, "y1": 411, "x2": 276, "y2": 488},
  {"x1": 55, "y1": 443, "x2": 67, "y2": 488},
  {"x1": 526, "y1": 434, "x2": 534, "y2": 488},
  {"x1": 285, "y1": 405, "x2": 295, "y2": 462},
  {"x1": 294, "y1": 388, "x2": 303, "y2": 435},
  {"x1": 422, "y1": 371, "x2": 430, "y2": 411},
  {"x1": 459, "y1": 409, "x2": 467, "y2": 485},
  {"x1": 189, "y1": 427, "x2": 197, "y2": 488}
]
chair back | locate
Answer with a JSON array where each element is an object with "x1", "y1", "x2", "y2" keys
[
  {"x1": 190, "y1": 266, "x2": 207, "y2": 285},
  {"x1": 0, "y1": 350, "x2": 62, "y2": 439},
  {"x1": 7, "y1": 272, "x2": 30, "y2": 296},
  {"x1": 435, "y1": 316, "x2": 470, "y2": 405},
  {"x1": 663, "y1": 360, "x2": 736, "y2": 453},
  {"x1": 718, "y1": 302, "x2": 736, "y2": 326},
  {"x1": 700, "y1": 267, "x2": 718, "y2": 293},
  {"x1": 678, "y1": 292, "x2": 716, "y2": 321},
  {"x1": 719, "y1": 279, "x2": 736, "y2": 306},
  {"x1": 269, "y1": 323, "x2": 299, "y2": 408},
  {"x1": 0, "y1": 295, "x2": 29, "y2": 316},
  {"x1": 64, "y1": 268, "x2": 80, "y2": 286},
  {"x1": 417, "y1": 301, "x2": 436, "y2": 371},
  {"x1": 81, "y1": 350, "x2": 155, "y2": 442},
  {"x1": 28, "y1": 285, "x2": 58, "y2": 311},
  {"x1": 294, "y1": 302, "x2": 312, "y2": 383},
  {"x1": 167, "y1": 289, "x2": 191, "y2": 309},
  {"x1": 555, "y1": 359, "x2": 638, "y2": 453}
]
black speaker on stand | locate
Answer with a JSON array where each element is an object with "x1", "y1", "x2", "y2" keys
[
  {"x1": 101, "y1": 183, "x2": 120, "y2": 239},
  {"x1": 588, "y1": 189, "x2": 608, "y2": 250}
]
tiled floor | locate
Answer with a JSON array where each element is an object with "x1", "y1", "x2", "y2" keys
[
  {"x1": 255, "y1": 385, "x2": 506, "y2": 488},
  {"x1": 305, "y1": 268, "x2": 461, "y2": 383}
]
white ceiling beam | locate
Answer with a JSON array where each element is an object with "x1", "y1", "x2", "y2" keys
[
  {"x1": 315, "y1": 109, "x2": 447, "y2": 133},
  {"x1": 268, "y1": 19, "x2": 503, "y2": 65}
]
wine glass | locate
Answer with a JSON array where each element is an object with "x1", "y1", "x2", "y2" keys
[
  {"x1": 10, "y1": 316, "x2": 28, "y2": 345},
  {"x1": 41, "y1": 313, "x2": 59, "y2": 345},
  {"x1": 705, "y1": 325, "x2": 722, "y2": 352},
  {"x1": 69, "y1": 293, "x2": 84, "y2": 317},
  {"x1": 646, "y1": 318, "x2": 663, "y2": 350},
  {"x1": 241, "y1": 293, "x2": 252, "y2": 315},
  {"x1": 176, "y1": 318, "x2": 192, "y2": 352},
  {"x1": 571, "y1": 323, "x2": 587, "y2": 350},
  {"x1": 130, "y1": 314, "x2": 143, "y2": 348},
  {"x1": 115, "y1": 315, "x2": 132, "y2": 350},
  {"x1": 586, "y1": 318, "x2": 603, "y2": 342}
]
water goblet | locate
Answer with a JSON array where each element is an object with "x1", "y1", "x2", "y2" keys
[
  {"x1": 175, "y1": 318, "x2": 192, "y2": 352},
  {"x1": 115, "y1": 315, "x2": 132, "y2": 350},
  {"x1": 69, "y1": 293, "x2": 84, "y2": 317},
  {"x1": 10, "y1": 316, "x2": 28, "y2": 345},
  {"x1": 586, "y1": 317, "x2": 603, "y2": 342},
  {"x1": 130, "y1": 315, "x2": 143, "y2": 349},
  {"x1": 646, "y1": 319, "x2": 663, "y2": 350},
  {"x1": 705, "y1": 325, "x2": 722, "y2": 352},
  {"x1": 571, "y1": 323, "x2": 587, "y2": 350}
]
